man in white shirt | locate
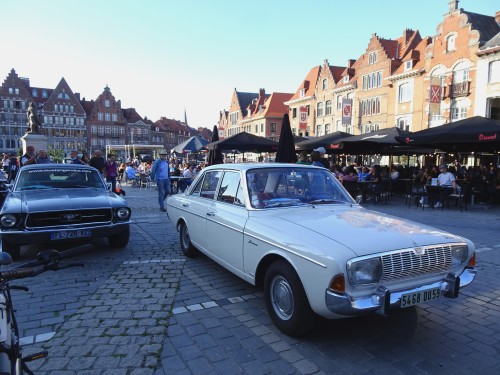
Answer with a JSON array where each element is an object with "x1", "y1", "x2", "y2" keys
[{"x1": 435, "y1": 164, "x2": 456, "y2": 208}]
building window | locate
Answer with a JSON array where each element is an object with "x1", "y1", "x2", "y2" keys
[
  {"x1": 322, "y1": 79, "x2": 327, "y2": 90},
  {"x1": 261, "y1": 123, "x2": 264, "y2": 132},
  {"x1": 270, "y1": 122, "x2": 276, "y2": 132},
  {"x1": 397, "y1": 117, "x2": 410, "y2": 131},
  {"x1": 316, "y1": 125, "x2": 323, "y2": 137},
  {"x1": 325, "y1": 124, "x2": 330, "y2": 134},
  {"x1": 98, "y1": 112, "x2": 104, "y2": 121},
  {"x1": 369, "y1": 51, "x2": 378, "y2": 65},
  {"x1": 451, "y1": 101, "x2": 467, "y2": 121},
  {"x1": 105, "y1": 100, "x2": 110, "y2": 108},
  {"x1": 325, "y1": 100, "x2": 332, "y2": 115},
  {"x1": 8, "y1": 88, "x2": 13, "y2": 94},
  {"x1": 337, "y1": 96, "x2": 343, "y2": 110},
  {"x1": 292, "y1": 108, "x2": 297, "y2": 118},
  {"x1": 446, "y1": 34, "x2": 456, "y2": 52},
  {"x1": 361, "y1": 97, "x2": 381, "y2": 116},
  {"x1": 57, "y1": 90, "x2": 70, "y2": 99},
  {"x1": 91, "y1": 125, "x2": 97, "y2": 133},
  {"x1": 299, "y1": 89, "x2": 305, "y2": 97},
  {"x1": 343, "y1": 76, "x2": 349, "y2": 83},
  {"x1": 452, "y1": 66, "x2": 469, "y2": 84},
  {"x1": 316, "y1": 102, "x2": 324, "y2": 117},
  {"x1": 54, "y1": 104, "x2": 59, "y2": 112},
  {"x1": 112, "y1": 113, "x2": 117, "y2": 121},
  {"x1": 105, "y1": 113, "x2": 111, "y2": 122},
  {"x1": 404, "y1": 61, "x2": 413, "y2": 71},
  {"x1": 488, "y1": 61, "x2": 500, "y2": 83},
  {"x1": 398, "y1": 83, "x2": 412, "y2": 103},
  {"x1": 362, "y1": 71, "x2": 382, "y2": 90},
  {"x1": 32, "y1": 89, "x2": 38, "y2": 97},
  {"x1": 42, "y1": 90, "x2": 48, "y2": 98},
  {"x1": 255, "y1": 124, "x2": 258, "y2": 133}
]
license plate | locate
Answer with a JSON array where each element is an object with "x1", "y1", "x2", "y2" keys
[
  {"x1": 50, "y1": 229, "x2": 92, "y2": 240},
  {"x1": 400, "y1": 287, "x2": 441, "y2": 308}
]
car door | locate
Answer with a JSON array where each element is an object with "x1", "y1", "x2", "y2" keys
[
  {"x1": 181, "y1": 170, "x2": 222, "y2": 251},
  {"x1": 205, "y1": 171, "x2": 248, "y2": 277}
]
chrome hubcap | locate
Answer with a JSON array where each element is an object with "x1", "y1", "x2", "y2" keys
[
  {"x1": 181, "y1": 225, "x2": 190, "y2": 248},
  {"x1": 270, "y1": 275, "x2": 294, "y2": 320}
]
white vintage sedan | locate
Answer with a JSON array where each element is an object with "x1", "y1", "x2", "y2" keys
[{"x1": 166, "y1": 163, "x2": 476, "y2": 336}]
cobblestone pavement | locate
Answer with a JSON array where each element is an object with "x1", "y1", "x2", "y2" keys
[{"x1": 7, "y1": 186, "x2": 500, "y2": 374}]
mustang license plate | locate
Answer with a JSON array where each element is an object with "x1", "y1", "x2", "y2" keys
[
  {"x1": 51, "y1": 229, "x2": 92, "y2": 240},
  {"x1": 400, "y1": 287, "x2": 441, "y2": 308}
]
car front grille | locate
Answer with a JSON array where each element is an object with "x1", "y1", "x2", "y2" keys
[
  {"x1": 26, "y1": 209, "x2": 113, "y2": 228},
  {"x1": 380, "y1": 245, "x2": 456, "y2": 281}
]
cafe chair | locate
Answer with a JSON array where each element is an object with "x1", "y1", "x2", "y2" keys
[
  {"x1": 445, "y1": 183, "x2": 467, "y2": 212},
  {"x1": 406, "y1": 181, "x2": 427, "y2": 210}
]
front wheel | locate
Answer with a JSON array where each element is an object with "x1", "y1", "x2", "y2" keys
[
  {"x1": 264, "y1": 260, "x2": 315, "y2": 337},
  {"x1": 1, "y1": 239, "x2": 21, "y2": 260},
  {"x1": 108, "y1": 225, "x2": 130, "y2": 248},
  {"x1": 179, "y1": 222, "x2": 198, "y2": 258}
]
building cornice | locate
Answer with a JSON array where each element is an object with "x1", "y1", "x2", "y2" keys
[
  {"x1": 387, "y1": 68, "x2": 425, "y2": 82},
  {"x1": 284, "y1": 95, "x2": 315, "y2": 106},
  {"x1": 331, "y1": 84, "x2": 355, "y2": 94}
]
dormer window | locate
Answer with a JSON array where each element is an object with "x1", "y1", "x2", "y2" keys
[
  {"x1": 300, "y1": 89, "x2": 305, "y2": 97},
  {"x1": 343, "y1": 76, "x2": 349, "y2": 83},
  {"x1": 42, "y1": 90, "x2": 48, "y2": 98},
  {"x1": 404, "y1": 61, "x2": 413, "y2": 71},
  {"x1": 369, "y1": 51, "x2": 378, "y2": 65},
  {"x1": 447, "y1": 34, "x2": 456, "y2": 52},
  {"x1": 32, "y1": 89, "x2": 38, "y2": 97},
  {"x1": 322, "y1": 79, "x2": 328, "y2": 90}
]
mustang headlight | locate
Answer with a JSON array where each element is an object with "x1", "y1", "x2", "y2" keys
[
  {"x1": 115, "y1": 207, "x2": 131, "y2": 220},
  {"x1": 451, "y1": 246, "x2": 468, "y2": 267},
  {"x1": 0, "y1": 214, "x2": 18, "y2": 228},
  {"x1": 347, "y1": 257, "x2": 382, "y2": 286}
]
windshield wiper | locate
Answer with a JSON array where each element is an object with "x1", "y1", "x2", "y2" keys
[{"x1": 309, "y1": 199, "x2": 346, "y2": 205}]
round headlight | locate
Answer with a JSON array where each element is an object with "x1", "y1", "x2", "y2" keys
[
  {"x1": 115, "y1": 207, "x2": 131, "y2": 220},
  {"x1": 0, "y1": 214, "x2": 17, "y2": 228}
]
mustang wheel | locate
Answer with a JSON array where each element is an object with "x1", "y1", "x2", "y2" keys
[
  {"x1": 1, "y1": 239, "x2": 20, "y2": 260},
  {"x1": 179, "y1": 222, "x2": 198, "y2": 257},
  {"x1": 264, "y1": 260, "x2": 315, "y2": 337},
  {"x1": 108, "y1": 225, "x2": 130, "y2": 248}
]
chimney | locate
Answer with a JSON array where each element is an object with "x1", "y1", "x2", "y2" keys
[
  {"x1": 448, "y1": 0, "x2": 459, "y2": 13},
  {"x1": 347, "y1": 59, "x2": 356, "y2": 68},
  {"x1": 259, "y1": 88, "x2": 265, "y2": 97},
  {"x1": 74, "y1": 92, "x2": 80, "y2": 100}
]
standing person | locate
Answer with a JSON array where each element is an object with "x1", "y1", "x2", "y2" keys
[
  {"x1": 69, "y1": 150, "x2": 85, "y2": 164},
  {"x1": 20, "y1": 146, "x2": 36, "y2": 166},
  {"x1": 6, "y1": 155, "x2": 19, "y2": 182},
  {"x1": 313, "y1": 147, "x2": 329, "y2": 168},
  {"x1": 2, "y1": 153, "x2": 10, "y2": 173},
  {"x1": 104, "y1": 154, "x2": 118, "y2": 193},
  {"x1": 310, "y1": 151, "x2": 324, "y2": 168},
  {"x1": 89, "y1": 150, "x2": 105, "y2": 174},
  {"x1": 151, "y1": 150, "x2": 171, "y2": 212}
]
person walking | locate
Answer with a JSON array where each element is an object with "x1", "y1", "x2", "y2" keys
[
  {"x1": 104, "y1": 154, "x2": 118, "y2": 193},
  {"x1": 89, "y1": 150, "x2": 105, "y2": 174},
  {"x1": 151, "y1": 150, "x2": 171, "y2": 212}
]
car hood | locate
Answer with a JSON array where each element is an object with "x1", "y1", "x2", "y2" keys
[
  {"x1": 272, "y1": 206, "x2": 466, "y2": 257},
  {"x1": 3, "y1": 189, "x2": 125, "y2": 213}
]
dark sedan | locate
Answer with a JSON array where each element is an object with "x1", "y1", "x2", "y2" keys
[{"x1": 0, "y1": 164, "x2": 131, "y2": 259}]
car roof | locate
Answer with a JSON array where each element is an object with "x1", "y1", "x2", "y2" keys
[
  {"x1": 20, "y1": 164, "x2": 96, "y2": 171},
  {"x1": 203, "y1": 163, "x2": 324, "y2": 172}
]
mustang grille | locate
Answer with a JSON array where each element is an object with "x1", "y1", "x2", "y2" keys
[
  {"x1": 26, "y1": 209, "x2": 113, "y2": 228},
  {"x1": 380, "y1": 245, "x2": 455, "y2": 281}
]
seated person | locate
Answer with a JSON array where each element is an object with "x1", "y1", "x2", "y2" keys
[
  {"x1": 125, "y1": 163, "x2": 138, "y2": 185},
  {"x1": 179, "y1": 164, "x2": 196, "y2": 192},
  {"x1": 434, "y1": 164, "x2": 456, "y2": 208}
]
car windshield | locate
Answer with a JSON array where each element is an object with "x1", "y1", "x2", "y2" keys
[
  {"x1": 15, "y1": 168, "x2": 106, "y2": 191},
  {"x1": 246, "y1": 167, "x2": 355, "y2": 209}
]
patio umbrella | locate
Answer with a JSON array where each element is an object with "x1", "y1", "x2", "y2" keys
[
  {"x1": 397, "y1": 116, "x2": 500, "y2": 152},
  {"x1": 206, "y1": 131, "x2": 279, "y2": 153},
  {"x1": 275, "y1": 114, "x2": 297, "y2": 163},
  {"x1": 207, "y1": 125, "x2": 224, "y2": 165},
  {"x1": 295, "y1": 131, "x2": 353, "y2": 153},
  {"x1": 172, "y1": 135, "x2": 209, "y2": 154},
  {"x1": 334, "y1": 127, "x2": 413, "y2": 154}
]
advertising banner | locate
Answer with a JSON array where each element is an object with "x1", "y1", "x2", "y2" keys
[
  {"x1": 342, "y1": 99, "x2": 352, "y2": 125},
  {"x1": 429, "y1": 77, "x2": 441, "y2": 115},
  {"x1": 299, "y1": 107, "x2": 308, "y2": 130}
]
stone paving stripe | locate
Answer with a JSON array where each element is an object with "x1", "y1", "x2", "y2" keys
[
  {"x1": 122, "y1": 258, "x2": 186, "y2": 265},
  {"x1": 476, "y1": 247, "x2": 493, "y2": 253},
  {"x1": 20, "y1": 331, "x2": 56, "y2": 345},
  {"x1": 173, "y1": 294, "x2": 260, "y2": 315}
]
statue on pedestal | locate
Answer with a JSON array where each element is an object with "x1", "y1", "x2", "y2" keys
[{"x1": 26, "y1": 102, "x2": 42, "y2": 134}]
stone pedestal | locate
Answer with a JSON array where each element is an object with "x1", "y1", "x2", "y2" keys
[{"x1": 20, "y1": 133, "x2": 48, "y2": 154}]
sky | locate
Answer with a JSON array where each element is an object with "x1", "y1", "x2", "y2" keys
[{"x1": 1, "y1": 0, "x2": 498, "y2": 130}]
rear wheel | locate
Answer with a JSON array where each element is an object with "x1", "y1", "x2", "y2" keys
[
  {"x1": 108, "y1": 225, "x2": 130, "y2": 248},
  {"x1": 2, "y1": 239, "x2": 21, "y2": 260},
  {"x1": 264, "y1": 260, "x2": 315, "y2": 337},
  {"x1": 179, "y1": 222, "x2": 198, "y2": 258}
]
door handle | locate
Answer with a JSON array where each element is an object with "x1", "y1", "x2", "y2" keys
[
  {"x1": 182, "y1": 203, "x2": 189, "y2": 207},
  {"x1": 206, "y1": 212, "x2": 215, "y2": 216}
]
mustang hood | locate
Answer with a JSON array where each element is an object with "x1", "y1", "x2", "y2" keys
[
  {"x1": 276, "y1": 206, "x2": 465, "y2": 257},
  {"x1": 7, "y1": 189, "x2": 123, "y2": 212}
]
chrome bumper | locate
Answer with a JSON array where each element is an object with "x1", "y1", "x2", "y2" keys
[{"x1": 325, "y1": 267, "x2": 476, "y2": 316}]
